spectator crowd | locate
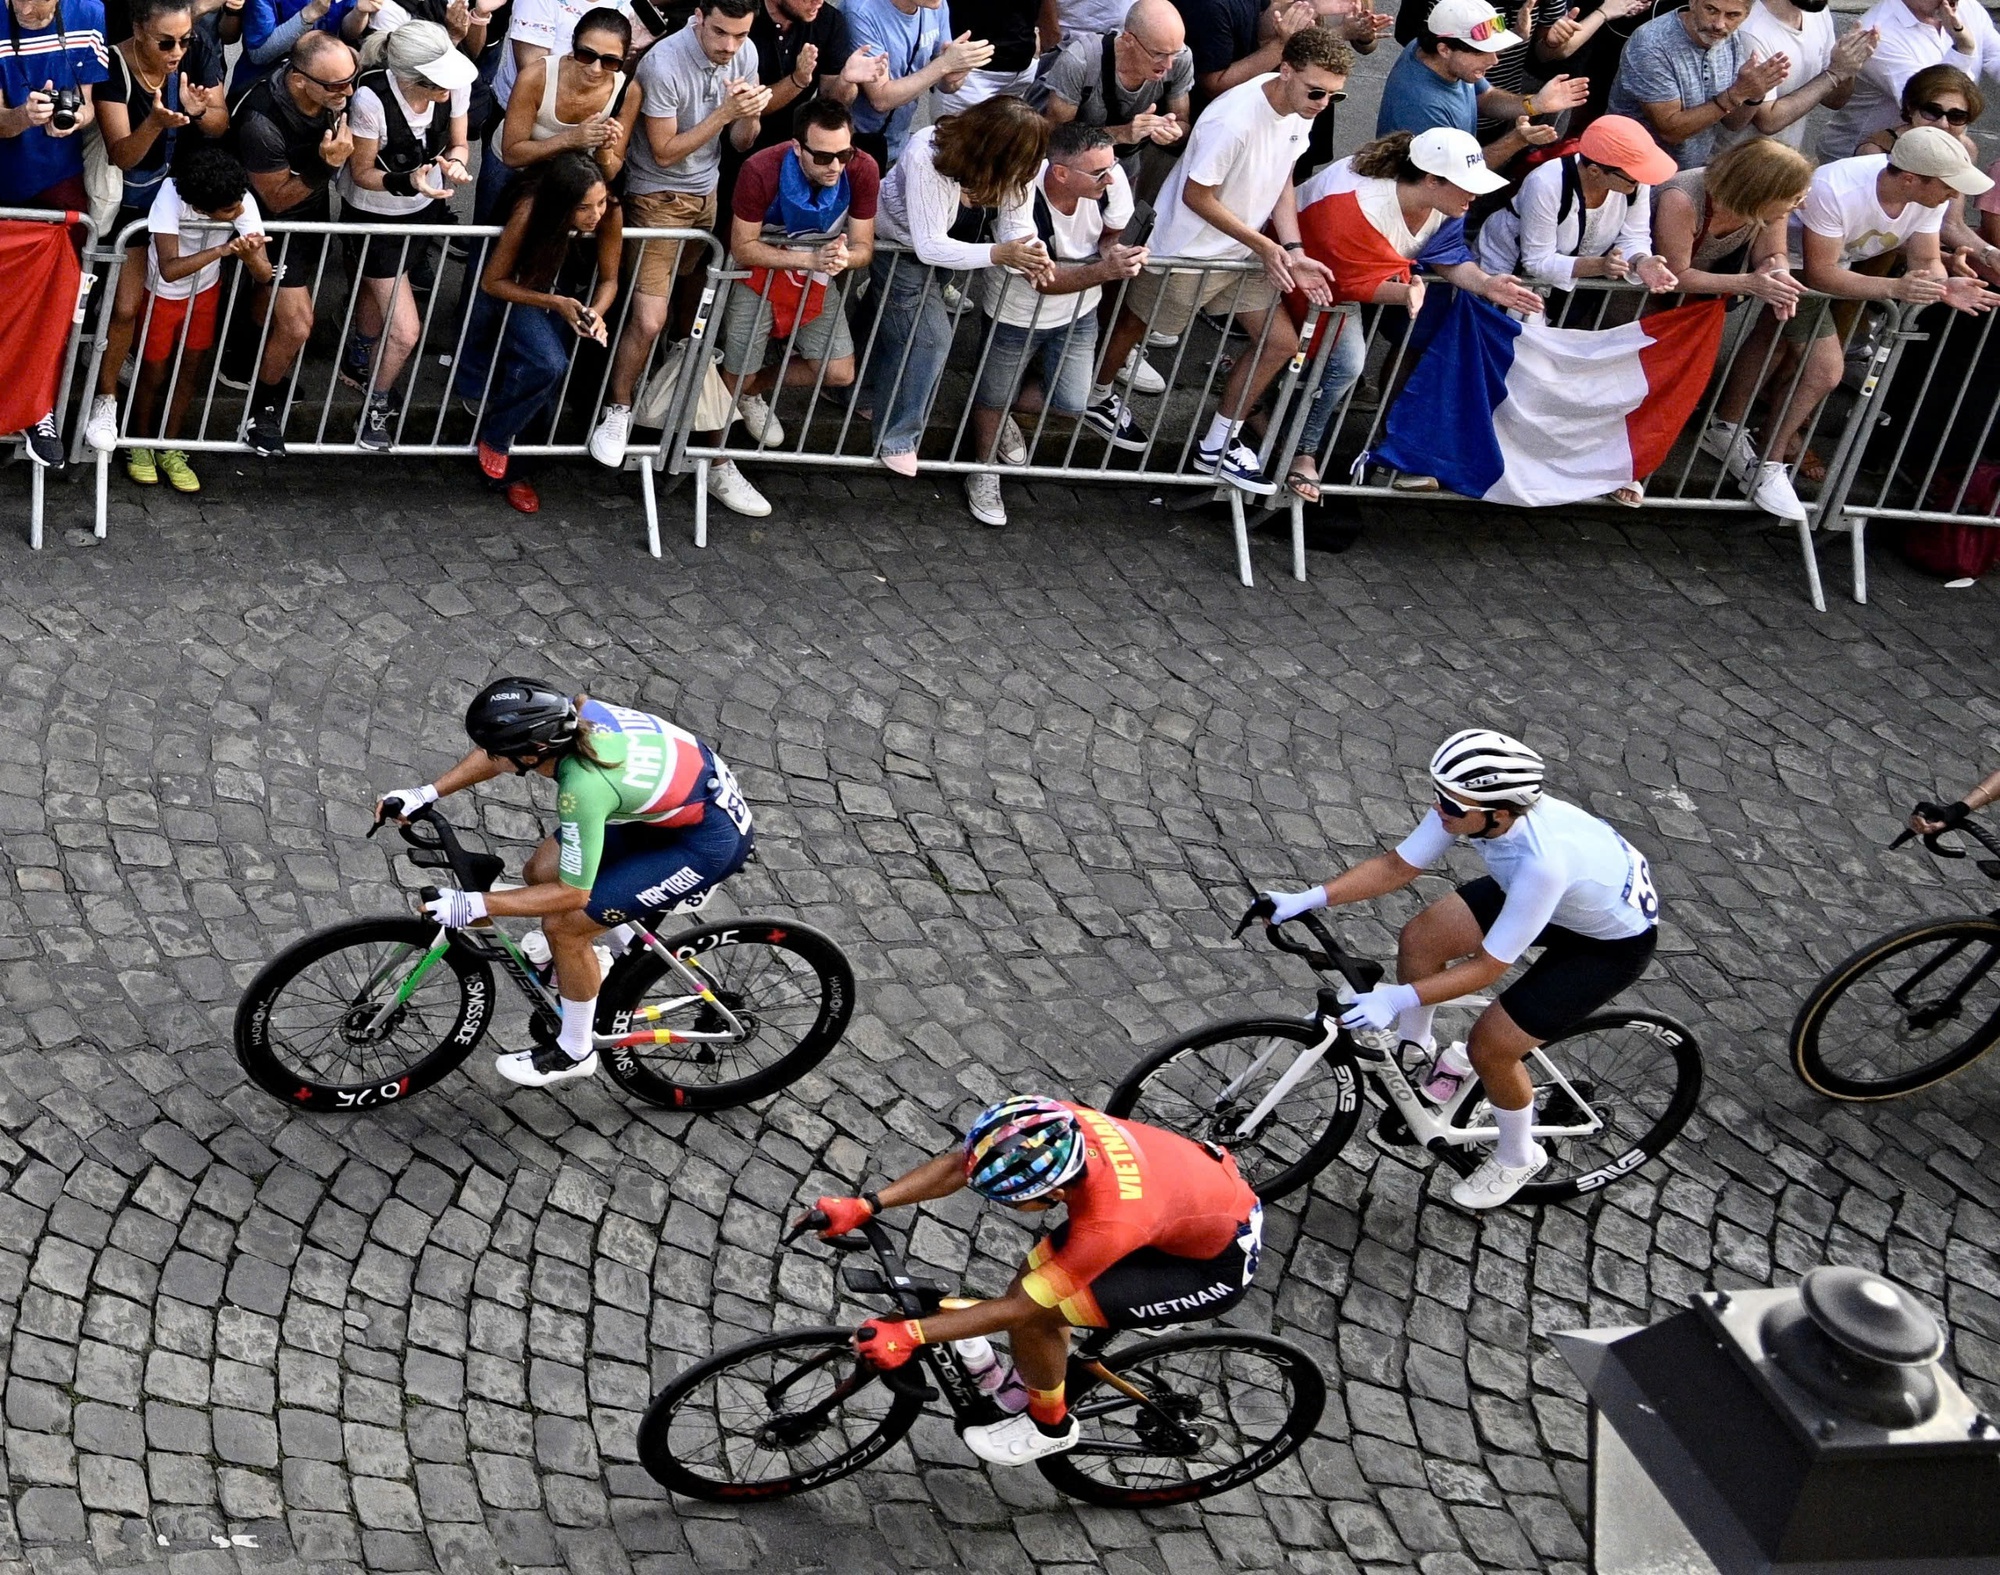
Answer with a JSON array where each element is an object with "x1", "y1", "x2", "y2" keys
[{"x1": 2, "y1": 0, "x2": 1998, "y2": 524}]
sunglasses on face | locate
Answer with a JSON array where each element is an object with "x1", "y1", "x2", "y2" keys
[
  {"x1": 1300, "y1": 85, "x2": 1346, "y2": 102},
  {"x1": 572, "y1": 43, "x2": 626, "y2": 67},
  {"x1": 801, "y1": 141, "x2": 855, "y2": 164},
  {"x1": 1436, "y1": 791, "x2": 1475, "y2": 818},
  {"x1": 1914, "y1": 100, "x2": 1972, "y2": 125},
  {"x1": 155, "y1": 32, "x2": 191, "y2": 49},
  {"x1": 1071, "y1": 161, "x2": 1116, "y2": 183},
  {"x1": 296, "y1": 66, "x2": 358, "y2": 91}
]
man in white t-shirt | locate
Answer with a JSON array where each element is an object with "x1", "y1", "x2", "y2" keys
[
  {"x1": 1735, "y1": 126, "x2": 2000, "y2": 520},
  {"x1": 964, "y1": 123, "x2": 1147, "y2": 527},
  {"x1": 1083, "y1": 25, "x2": 1344, "y2": 495},
  {"x1": 1816, "y1": 0, "x2": 2000, "y2": 160},
  {"x1": 1719, "y1": 0, "x2": 1877, "y2": 150}
]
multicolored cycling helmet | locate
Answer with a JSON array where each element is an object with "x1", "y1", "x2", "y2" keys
[
  {"x1": 963, "y1": 1096, "x2": 1087, "y2": 1203},
  {"x1": 1429, "y1": 728, "x2": 1545, "y2": 811}
]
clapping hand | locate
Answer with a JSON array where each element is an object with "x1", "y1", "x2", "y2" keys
[
  {"x1": 150, "y1": 81, "x2": 194, "y2": 128},
  {"x1": 1534, "y1": 73, "x2": 1588, "y2": 113},
  {"x1": 1131, "y1": 108, "x2": 1182, "y2": 143},
  {"x1": 571, "y1": 109, "x2": 616, "y2": 149},
  {"x1": 1732, "y1": 50, "x2": 1791, "y2": 104},
  {"x1": 792, "y1": 42, "x2": 818, "y2": 86},
  {"x1": 841, "y1": 44, "x2": 890, "y2": 88},
  {"x1": 940, "y1": 31, "x2": 995, "y2": 73},
  {"x1": 444, "y1": 0, "x2": 473, "y2": 40},
  {"x1": 180, "y1": 74, "x2": 219, "y2": 118},
  {"x1": 1829, "y1": 23, "x2": 1877, "y2": 78},
  {"x1": 719, "y1": 77, "x2": 771, "y2": 122},
  {"x1": 1261, "y1": 0, "x2": 1317, "y2": 41}
]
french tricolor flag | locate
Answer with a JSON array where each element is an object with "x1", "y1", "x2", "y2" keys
[{"x1": 1370, "y1": 292, "x2": 1727, "y2": 507}]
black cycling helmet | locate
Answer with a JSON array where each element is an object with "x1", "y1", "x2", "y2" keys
[{"x1": 465, "y1": 678, "x2": 578, "y2": 764}]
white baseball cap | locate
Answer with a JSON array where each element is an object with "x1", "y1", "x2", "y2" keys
[
  {"x1": 1409, "y1": 126, "x2": 1510, "y2": 194},
  {"x1": 1425, "y1": 0, "x2": 1524, "y2": 52},
  {"x1": 1889, "y1": 125, "x2": 1995, "y2": 196}
]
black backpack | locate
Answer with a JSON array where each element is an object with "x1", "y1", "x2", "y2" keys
[{"x1": 1022, "y1": 32, "x2": 1167, "y2": 123}]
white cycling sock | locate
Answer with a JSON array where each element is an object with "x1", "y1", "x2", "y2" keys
[
  {"x1": 1398, "y1": 1002, "x2": 1437, "y2": 1050},
  {"x1": 559, "y1": 995, "x2": 597, "y2": 1061},
  {"x1": 1201, "y1": 414, "x2": 1240, "y2": 453},
  {"x1": 1494, "y1": 1102, "x2": 1536, "y2": 1169}
]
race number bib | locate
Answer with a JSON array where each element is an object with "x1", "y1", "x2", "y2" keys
[
  {"x1": 1620, "y1": 840, "x2": 1659, "y2": 923},
  {"x1": 1236, "y1": 1204, "x2": 1265, "y2": 1287},
  {"x1": 711, "y1": 757, "x2": 752, "y2": 836}
]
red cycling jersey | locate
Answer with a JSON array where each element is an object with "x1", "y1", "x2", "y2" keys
[{"x1": 1019, "y1": 1105, "x2": 1259, "y2": 1327}]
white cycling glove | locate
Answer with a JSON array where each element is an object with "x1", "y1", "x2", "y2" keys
[
  {"x1": 380, "y1": 783, "x2": 440, "y2": 820},
  {"x1": 423, "y1": 890, "x2": 487, "y2": 929},
  {"x1": 1339, "y1": 983, "x2": 1419, "y2": 1032},
  {"x1": 1264, "y1": 887, "x2": 1329, "y2": 925}
]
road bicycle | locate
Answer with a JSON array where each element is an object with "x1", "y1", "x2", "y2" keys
[
  {"x1": 1791, "y1": 810, "x2": 2000, "y2": 1100},
  {"x1": 636, "y1": 1211, "x2": 1325, "y2": 1507},
  {"x1": 233, "y1": 805, "x2": 853, "y2": 1113},
  {"x1": 1105, "y1": 904, "x2": 1703, "y2": 1205}
]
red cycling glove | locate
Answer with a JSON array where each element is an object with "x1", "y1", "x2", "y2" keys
[
  {"x1": 853, "y1": 1317, "x2": 925, "y2": 1370},
  {"x1": 815, "y1": 1195, "x2": 876, "y2": 1237}
]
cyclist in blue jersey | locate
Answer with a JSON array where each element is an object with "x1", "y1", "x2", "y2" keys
[
  {"x1": 1260, "y1": 729, "x2": 1660, "y2": 1207},
  {"x1": 374, "y1": 678, "x2": 753, "y2": 1089}
]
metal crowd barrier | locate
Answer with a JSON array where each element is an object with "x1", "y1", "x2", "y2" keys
[
  {"x1": 2, "y1": 206, "x2": 98, "y2": 549},
  {"x1": 74, "y1": 217, "x2": 724, "y2": 554},
  {"x1": 1263, "y1": 277, "x2": 1903, "y2": 612},
  {"x1": 1817, "y1": 300, "x2": 1996, "y2": 604},
  {"x1": 665, "y1": 245, "x2": 1326, "y2": 587}
]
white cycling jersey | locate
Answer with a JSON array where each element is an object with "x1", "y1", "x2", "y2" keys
[{"x1": 1395, "y1": 794, "x2": 1658, "y2": 963}]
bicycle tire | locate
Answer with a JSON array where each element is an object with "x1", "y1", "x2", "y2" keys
[
  {"x1": 1038, "y1": 1329, "x2": 1326, "y2": 1507},
  {"x1": 636, "y1": 1326, "x2": 923, "y2": 1501},
  {"x1": 1791, "y1": 916, "x2": 2000, "y2": 1100},
  {"x1": 233, "y1": 918, "x2": 492, "y2": 1113},
  {"x1": 1450, "y1": 1009, "x2": 1702, "y2": 1204},
  {"x1": 597, "y1": 918, "x2": 854, "y2": 1111},
  {"x1": 1104, "y1": 1017, "x2": 1362, "y2": 1202}
]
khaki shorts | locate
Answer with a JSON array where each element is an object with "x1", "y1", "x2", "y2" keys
[
  {"x1": 1121, "y1": 263, "x2": 1278, "y2": 338},
  {"x1": 627, "y1": 190, "x2": 719, "y2": 297}
]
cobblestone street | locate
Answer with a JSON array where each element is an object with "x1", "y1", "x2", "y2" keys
[{"x1": 2, "y1": 459, "x2": 1999, "y2": 1575}]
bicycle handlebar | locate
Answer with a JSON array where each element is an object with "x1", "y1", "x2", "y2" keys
[
  {"x1": 1891, "y1": 804, "x2": 2000, "y2": 870},
  {"x1": 1232, "y1": 893, "x2": 1383, "y2": 994},
  {"x1": 369, "y1": 804, "x2": 508, "y2": 894}
]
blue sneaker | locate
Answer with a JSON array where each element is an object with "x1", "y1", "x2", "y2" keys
[{"x1": 1196, "y1": 436, "x2": 1275, "y2": 495}]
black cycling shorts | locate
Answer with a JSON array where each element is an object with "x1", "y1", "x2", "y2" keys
[
  {"x1": 1457, "y1": 876, "x2": 1657, "y2": 1042},
  {"x1": 1050, "y1": 1205, "x2": 1263, "y2": 1331}
]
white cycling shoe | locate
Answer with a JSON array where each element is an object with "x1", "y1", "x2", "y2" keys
[
  {"x1": 1450, "y1": 1143, "x2": 1547, "y2": 1210},
  {"x1": 495, "y1": 1044, "x2": 599, "y2": 1088},
  {"x1": 961, "y1": 1413, "x2": 1079, "y2": 1466}
]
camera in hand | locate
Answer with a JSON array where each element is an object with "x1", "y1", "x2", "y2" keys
[{"x1": 50, "y1": 87, "x2": 82, "y2": 131}]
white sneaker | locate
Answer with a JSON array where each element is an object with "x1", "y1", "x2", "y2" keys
[
  {"x1": 588, "y1": 404, "x2": 632, "y2": 468},
  {"x1": 1147, "y1": 328, "x2": 1180, "y2": 348},
  {"x1": 706, "y1": 458, "x2": 771, "y2": 517},
  {"x1": 734, "y1": 392, "x2": 784, "y2": 447},
  {"x1": 84, "y1": 394, "x2": 119, "y2": 452},
  {"x1": 965, "y1": 470, "x2": 1007, "y2": 527},
  {"x1": 1699, "y1": 418, "x2": 1757, "y2": 482},
  {"x1": 961, "y1": 1413, "x2": 1079, "y2": 1466},
  {"x1": 495, "y1": 1045, "x2": 599, "y2": 1088},
  {"x1": 1121, "y1": 347, "x2": 1166, "y2": 396},
  {"x1": 1751, "y1": 459, "x2": 1807, "y2": 522},
  {"x1": 996, "y1": 415, "x2": 1028, "y2": 467},
  {"x1": 1449, "y1": 1143, "x2": 1548, "y2": 1210}
]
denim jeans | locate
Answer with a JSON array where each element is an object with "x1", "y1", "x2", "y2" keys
[
  {"x1": 860, "y1": 250, "x2": 955, "y2": 458},
  {"x1": 973, "y1": 314, "x2": 1099, "y2": 415},
  {"x1": 455, "y1": 294, "x2": 574, "y2": 455},
  {"x1": 1298, "y1": 303, "x2": 1369, "y2": 460}
]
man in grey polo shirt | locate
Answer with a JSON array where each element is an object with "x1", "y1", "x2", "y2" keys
[
  {"x1": 1608, "y1": 0, "x2": 1791, "y2": 167},
  {"x1": 591, "y1": 0, "x2": 769, "y2": 467}
]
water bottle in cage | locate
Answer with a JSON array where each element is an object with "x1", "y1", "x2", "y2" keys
[{"x1": 952, "y1": 1337, "x2": 1028, "y2": 1413}]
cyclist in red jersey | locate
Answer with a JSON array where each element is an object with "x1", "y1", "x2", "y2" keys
[{"x1": 799, "y1": 1096, "x2": 1264, "y2": 1466}]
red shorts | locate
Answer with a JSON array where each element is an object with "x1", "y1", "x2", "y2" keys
[{"x1": 141, "y1": 284, "x2": 220, "y2": 364}]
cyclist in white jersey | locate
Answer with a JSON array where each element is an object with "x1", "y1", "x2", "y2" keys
[{"x1": 1259, "y1": 730, "x2": 1660, "y2": 1208}]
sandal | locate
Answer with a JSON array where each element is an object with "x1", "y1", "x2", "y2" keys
[
  {"x1": 1608, "y1": 481, "x2": 1644, "y2": 508},
  {"x1": 1285, "y1": 463, "x2": 1322, "y2": 505},
  {"x1": 1797, "y1": 447, "x2": 1826, "y2": 485}
]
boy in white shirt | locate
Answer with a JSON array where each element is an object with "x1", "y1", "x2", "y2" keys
[{"x1": 128, "y1": 144, "x2": 271, "y2": 495}]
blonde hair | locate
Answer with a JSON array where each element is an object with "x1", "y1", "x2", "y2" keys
[{"x1": 1704, "y1": 137, "x2": 1812, "y2": 220}]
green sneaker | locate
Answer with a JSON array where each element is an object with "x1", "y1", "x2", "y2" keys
[
  {"x1": 125, "y1": 446, "x2": 158, "y2": 485},
  {"x1": 158, "y1": 449, "x2": 200, "y2": 494}
]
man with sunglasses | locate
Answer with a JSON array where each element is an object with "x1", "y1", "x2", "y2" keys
[
  {"x1": 712, "y1": 96, "x2": 877, "y2": 501},
  {"x1": 228, "y1": 31, "x2": 355, "y2": 455},
  {"x1": 1377, "y1": 0, "x2": 1588, "y2": 170},
  {"x1": 1256, "y1": 729, "x2": 1662, "y2": 1209},
  {"x1": 1818, "y1": 0, "x2": 2000, "y2": 163}
]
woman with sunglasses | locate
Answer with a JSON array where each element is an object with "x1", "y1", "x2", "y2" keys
[
  {"x1": 1255, "y1": 728, "x2": 1661, "y2": 1211},
  {"x1": 497, "y1": 7, "x2": 635, "y2": 186},
  {"x1": 83, "y1": 0, "x2": 228, "y2": 452},
  {"x1": 1858, "y1": 64, "x2": 2000, "y2": 277}
]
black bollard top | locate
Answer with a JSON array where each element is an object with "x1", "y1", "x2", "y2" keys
[{"x1": 1798, "y1": 1265, "x2": 1946, "y2": 1368}]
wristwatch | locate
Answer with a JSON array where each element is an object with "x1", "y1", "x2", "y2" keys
[{"x1": 1281, "y1": 240, "x2": 1304, "y2": 251}]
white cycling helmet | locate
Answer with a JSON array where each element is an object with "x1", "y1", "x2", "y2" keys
[{"x1": 1430, "y1": 729, "x2": 1545, "y2": 810}]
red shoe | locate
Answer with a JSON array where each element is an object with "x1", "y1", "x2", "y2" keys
[
  {"x1": 477, "y1": 441, "x2": 509, "y2": 480},
  {"x1": 505, "y1": 478, "x2": 539, "y2": 514}
]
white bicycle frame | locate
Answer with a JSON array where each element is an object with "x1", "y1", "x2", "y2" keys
[{"x1": 1214, "y1": 995, "x2": 1609, "y2": 1150}]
